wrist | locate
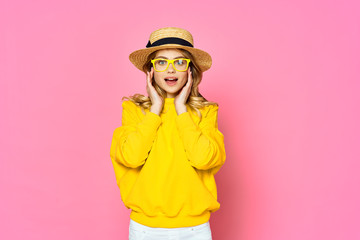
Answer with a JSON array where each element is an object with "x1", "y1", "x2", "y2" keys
[
  {"x1": 150, "y1": 105, "x2": 162, "y2": 115},
  {"x1": 175, "y1": 104, "x2": 187, "y2": 115}
]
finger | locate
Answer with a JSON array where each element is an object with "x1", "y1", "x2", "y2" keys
[
  {"x1": 147, "y1": 67, "x2": 152, "y2": 82},
  {"x1": 146, "y1": 71, "x2": 150, "y2": 85},
  {"x1": 187, "y1": 72, "x2": 192, "y2": 87},
  {"x1": 148, "y1": 69, "x2": 153, "y2": 81},
  {"x1": 148, "y1": 69, "x2": 155, "y2": 90},
  {"x1": 147, "y1": 71, "x2": 153, "y2": 92},
  {"x1": 151, "y1": 67, "x2": 154, "y2": 79}
]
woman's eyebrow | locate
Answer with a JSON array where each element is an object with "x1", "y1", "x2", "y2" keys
[{"x1": 155, "y1": 56, "x2": 185, "y2": 59}]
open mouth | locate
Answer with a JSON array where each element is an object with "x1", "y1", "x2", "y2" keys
[
  {"x1": 165, "y1": 77, "x2": 178, "y2": 86},
  {"x1": 165, "y1": 77, "x2": 178, "y2": 82}
]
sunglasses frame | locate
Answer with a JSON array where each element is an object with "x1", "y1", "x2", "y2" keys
[{"x1": 151, "y1": 58, "x2": 191, "y2": 72}]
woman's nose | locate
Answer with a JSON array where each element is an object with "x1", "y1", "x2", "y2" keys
[{"x1": 167, "y1": 63, "x2": 176, "y2": 72}]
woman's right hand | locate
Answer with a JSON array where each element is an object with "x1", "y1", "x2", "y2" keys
[{"x1": 146, "y1": 67, "x2": 163, "y2": 115}]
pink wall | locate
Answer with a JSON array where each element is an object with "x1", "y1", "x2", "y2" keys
[{"x1": 1, "y1": 0, "x2": 359, "y2": 239}]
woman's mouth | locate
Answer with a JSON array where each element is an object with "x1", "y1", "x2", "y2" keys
[{"x1": 165, "y1": 77, "x2": 178, "y2": 86}]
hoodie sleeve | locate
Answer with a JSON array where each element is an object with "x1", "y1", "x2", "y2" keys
[
  {"x1": 110, "y1": 100, "x2": 162, "y2": 168},
  {"x1": 175, "y1": 104, "x2": 226, "y2": 174}
]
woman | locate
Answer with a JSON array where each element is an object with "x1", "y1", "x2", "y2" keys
[{"x1": 110, "y1": 27, "x2": 226, "y2": 240}]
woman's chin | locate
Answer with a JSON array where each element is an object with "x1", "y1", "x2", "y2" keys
[{"x1": 162, "y1": 84, "x2": 179, "y2": 92}]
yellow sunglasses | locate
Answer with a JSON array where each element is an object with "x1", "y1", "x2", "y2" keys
[{"x1": 151, "y1": 58, "x2": 191, "y2": 72}]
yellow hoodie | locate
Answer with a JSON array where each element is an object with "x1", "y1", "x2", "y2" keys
[{"x1": 110, "y1": 97, "x2": 226, "y2": 228}]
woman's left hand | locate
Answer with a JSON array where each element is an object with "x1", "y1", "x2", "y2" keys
[{"x1": 174, "y1": 67, "x2": 192, "y2": 114}]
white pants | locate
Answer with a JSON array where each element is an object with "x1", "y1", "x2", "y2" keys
[{"x1": 129, "y1": 219, "x2": 213, "y2": 240}]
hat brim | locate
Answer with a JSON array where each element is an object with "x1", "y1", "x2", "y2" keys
[{"x1": 129, "y1": 44, "x2": 212, "y2": 73}]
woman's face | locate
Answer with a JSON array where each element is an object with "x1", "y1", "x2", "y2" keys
[{"x1": 152, "y1": 49, "x2": 189, "y2": 98}]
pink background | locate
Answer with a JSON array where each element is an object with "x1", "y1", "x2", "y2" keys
[{"x1": 1, "y1": 0, "x2": 359, "y2": 239}]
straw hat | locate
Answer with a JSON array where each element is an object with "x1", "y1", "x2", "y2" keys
[{"x1": 129, "y1": 27, "x2": 212, "y2": 72}]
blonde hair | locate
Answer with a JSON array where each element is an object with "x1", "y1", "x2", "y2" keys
[{"x1": 122, "y1": 48, "x2": 218, "y2": 119}]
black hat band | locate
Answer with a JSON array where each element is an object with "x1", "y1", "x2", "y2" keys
[{"x1": 146, "y1": 37, "x2": 193, "y2": 48}]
